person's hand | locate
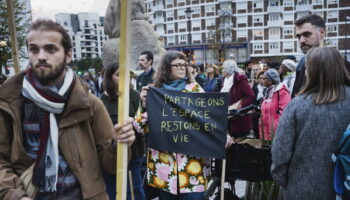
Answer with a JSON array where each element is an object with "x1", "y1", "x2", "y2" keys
[
  {"x1": 20, "y1": 197, "x2": 32, "y2": 200},
  {"x1": 113, "y1": 118, "x2": 135, "y2": 146},
  {"x1": 225, "y1": 135, "x2": 234, "y2": 149},
  {"x1": 140, "y1": 84, "x2": 154, "y2": 108}
]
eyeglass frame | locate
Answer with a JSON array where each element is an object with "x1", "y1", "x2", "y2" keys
[{"x1": 169, "y1": 63, "x2": 191, "y2": 69}]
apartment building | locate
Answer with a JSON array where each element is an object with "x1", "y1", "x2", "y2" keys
[
  {"x1": 55, "y1": 13, "x2": 108, "y2": 61},
  {"x1": 145, "y1": 0, "x2": 350, "y2": 64}
]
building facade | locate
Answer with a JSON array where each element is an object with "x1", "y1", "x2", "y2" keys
[
  {"x1": 145, "y1": 0, "x2": 350, "y2": 64},
  {"x1": 55, "y1": 12, "x2": 108, "y2": 61}
]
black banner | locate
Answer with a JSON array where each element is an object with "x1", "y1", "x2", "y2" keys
[{"x1": 146, "y1": 87, "x2": 228, "y2": 159}]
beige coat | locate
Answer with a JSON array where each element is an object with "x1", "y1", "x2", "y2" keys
[{"x1": 0, "y1": 72, "x2": 117, "y2": 200}]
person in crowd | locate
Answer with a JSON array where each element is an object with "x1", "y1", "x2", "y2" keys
[
  {"x1": 83, "y1": 71, "x2": 97, "y2": 95},
  {"x1": 188, "y1": 64, "x2": 205, "y2": 88},
  {"x1": 204, "y1": 64, "x2": 221, "y2": 92},
  {"x1": 135, "y1": 51, "x2": 232, "y2": 200},
  {"x1": 251, "y1": 70, "x2": 266, "y2": 138},
  {"x1": 259, "y1": 69, "x2": 290, "y2": 140},
  {"x1": 249, "y1": 64, "x2": 263, "y2": 87},
  {"x1": 280, "y1": 59, "x2": 297, "y2": 93},
  {"x1": 0, "y1": 19, "x2": 135, "y2": 200},
  {"x1": 291, "y1": 14, "x2": 350, "y2": 97},
  {"x1": 221, "y1": 60, "x2": 255, "y2": 138},
  {"x1": 244, "y1": 60, "x2": 252, "y2": 81},
  {"x1": 197, "y1": 64, "x2": 206, "y2": 80},
  {"x1": 100, "y1": 62, "x2": 145, "y2": 200},
  {"x1": 97, "y1": 68, "x2": 105, "y2": 94},
  {"x1": 136, "y1": 51, "x2": 154, "y2": 91},
  {"x1": 271, "y1": 47, "x2": 350, "y2": 200},
  {"x1": 0, "y1": 74, "x2": 7, "y2": 85}
]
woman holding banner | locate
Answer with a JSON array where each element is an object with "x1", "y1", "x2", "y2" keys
[{"x1": 135, "y1": 51, "x2": 232, "y2": 200}]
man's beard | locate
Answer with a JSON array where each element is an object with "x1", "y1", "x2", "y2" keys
[{"x1": 31, "y1": 60, "x2": 66, "y2": 85}]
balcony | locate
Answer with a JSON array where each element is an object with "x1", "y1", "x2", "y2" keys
[
  {"x1": 218, "y1": 9, "x2": 233, "y2": 17},
  {"x1": 267, "y1": 20, "x2": 283, "y2": 27},
  {"x1": 267, "y1": 6, "x2": 282, "y2": 13},
  {"x1": 218, "y1": 0, "x2": 232, "y2": 2},
  {"x1": 152, "y1": 5, "x2": 164, "y2": 12},
  {"x1": 295, "y1": 4, "x2": 312, "y2": 12},
  {"x1": 219, "y1": 23, "x2": 234, "y2": 31},
  {"x1": 152, "y1": 18, "x2": 164, "y2": 25}
]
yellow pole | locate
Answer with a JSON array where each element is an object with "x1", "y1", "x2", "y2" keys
[
  {"x1": 6, "y1": 0, "x2": 21, "y2": 74},
  {"x1": 116, "y1": 0, "x2": 131, "y2": 199}
]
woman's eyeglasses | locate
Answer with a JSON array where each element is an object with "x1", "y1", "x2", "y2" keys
[{"x1": 170, "y1": 64, "x2": 190, "y2": 69}]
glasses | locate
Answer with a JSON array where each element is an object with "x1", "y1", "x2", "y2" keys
[{"x1": 170, "y1": 64, "x2": 190, "y2": 69}]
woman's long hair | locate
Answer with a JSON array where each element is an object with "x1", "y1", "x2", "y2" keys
[
  {"x1": 299, "y1": 47, "x2": 350, "y2": 104},
  {"x1": 103, "y1": 61, "x2": 119, "y2": 98},
  {"x1": 153, "y1": 51, "x2": 194, "y2": 87}
]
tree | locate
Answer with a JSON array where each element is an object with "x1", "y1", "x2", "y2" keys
[
  {"x1": 0, "y1": 0, "x2": 30, "y2": 73},
  {"x1": 73, "y1": 57, "x2": 103, "y2": 73}
]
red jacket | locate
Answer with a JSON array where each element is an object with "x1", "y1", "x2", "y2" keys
[
  {"x1": 260, "y1": 84, "x2": 291, "y2": 140},
  {"x1": 226, "y1": 73, "x2": 255, "y2": 136}
]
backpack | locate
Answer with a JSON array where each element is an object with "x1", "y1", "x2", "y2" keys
[{"x1": 332, "y1": 125, "x2": 350, "y2": 200}]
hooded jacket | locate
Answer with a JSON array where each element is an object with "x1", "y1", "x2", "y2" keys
[{"x1": 0, "y1": 71, "x2": 117, "y2": 200}]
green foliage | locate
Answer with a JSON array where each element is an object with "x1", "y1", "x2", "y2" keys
[
  {"x1": 0, "y1": 0, "x2": 30, "y2": 63},
  {"x1": 73, "y1": 57, "x2": 103, "y2": 73}
]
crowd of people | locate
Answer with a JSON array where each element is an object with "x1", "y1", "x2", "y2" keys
[{"x1": 0, "y1": 13, "x2": 349, "y2": 200}]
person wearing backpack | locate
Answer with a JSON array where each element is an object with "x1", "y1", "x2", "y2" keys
[{"x1": 271, "y1": 47, "x2": 350, "y2": 200}]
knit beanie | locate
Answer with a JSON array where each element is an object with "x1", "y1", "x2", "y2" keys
[
  {"x1": 264, "y1": 68, "x2": 280, "y2": 84},
  {"x1": 282, "y1": 59, "x2": 297, "y2": 71}
]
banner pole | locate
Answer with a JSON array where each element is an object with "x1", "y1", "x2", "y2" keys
[
  {"x1": 6, "y1": 0, "x2": 21, "y2": 74},
  {"x1": 116, "y1": 0, "x2": 131, "y2": 199}
]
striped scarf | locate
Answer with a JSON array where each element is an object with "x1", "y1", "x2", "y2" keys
[{"x1": 22, "y1": 67, "x2": 75, "y2": 192}]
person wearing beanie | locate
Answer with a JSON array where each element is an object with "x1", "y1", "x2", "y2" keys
[
  {"x1": 221, "y1": 59, "x2": 255, "y2": 138},
  {"x1": 280, "y1": 59, "x2": 297, "y2": 94},
  {"x1": 259, "y1": 69, "x2": 291, "y2": 140}
]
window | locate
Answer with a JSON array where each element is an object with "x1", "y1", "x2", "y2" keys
[
  {"x1": 269, "y1": 0, "x2": 279, "y2": 6},
  {"x1": 168, "y1": 36, "x2": 175, "y2": 43},
  {"x1": 327, "y1": 25, "x2": 337, "y2": 33},
  {"x1": 327, "y1": 11, "x2": 338, "y2": 19},
  {"x1": 179, "y1": 34, "x2": 187, "y2": 41},
  {"x1": 192, "y1": 6, "x2": 201, "y2": 15},
  {"x1": 327, "y1": 39, "x2": 338, "y2": 47},
  {"x1": 269, "y1": 42, "x2": 279, "y2": 50},
  {"x1": 177, "y1": 0, "x2": 185, "y2": 3},
  {"x1": 328, "y1": 0, "x2": 338, "y2": 4},
  {"x1": 237, "y1": 16, "x2": 248, "y2": 24},
  {"x1": 283, "y1": 41, "x2": 293, "y2": 49},
  {"x1": 253, "y1": 43, "x2": 263, "y2": 50},
  {"x1": 283, "y1": 27, "x2": 293, "y2": 35},
  {"x1": 253, "y1": 15, "x2": 263, "y2": 23},
  {"x1": 237, "y1": 2, "x2": 247, "y2": 10},
  {"x1": 178, "y1": 8, "x2": 186, "y2": 17},
  {"x1": 269, "y1": 14, "x2": 280, "y2": 21},
  {"x1": 253, "y1": 1, "x2": 263, "y2": 9},
  {"x1": 167, "y1": 23, "x2": 174, "y2": 32},
  {"x1": 313, "y1": 11, "x2": 323, "y2": 18},
  {"x1": 206, "y1": 5, "x2": 215, "y2": 13},
  {"x1": 313, "y1": 0, "x2": 323, "y2": 5},
  {"x1": 253, "y1": 29, "x2": 263, "y2": 37},
  {"x1": 283, "y1": 0, "x2": 293, "y2": 7},
  {"x1": 192, "y1": 20, "x2": 201, "y2": 29},
  {"x1": 178, "y1": 21, "x2": 187, "y2": 29},
  {"x1": 206, "y1": 18, "x2": 215, "y2": 26},
  {"x1": 166, "y1": 0, "x2": 173, "y2": 5},
  {"x1": 193, "y1": 33, "x2": 201, "y2": 41},
  {"x1": 283, "y1": 13, "x2": 294, "y2": 21},
  {"x1": 220, "y1": 3, "x2": 231, "y2": 10},
  {"x1": 167, "y1": 11, "x2": 174, "y2": 18},
  {"x1": 237, "y1": 30, "x2": 247, "y2": 38}
]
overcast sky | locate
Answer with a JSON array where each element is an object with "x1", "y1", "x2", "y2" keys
[{"x1": 31, "y1": 0, "x2": 110, "y2": 20}]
